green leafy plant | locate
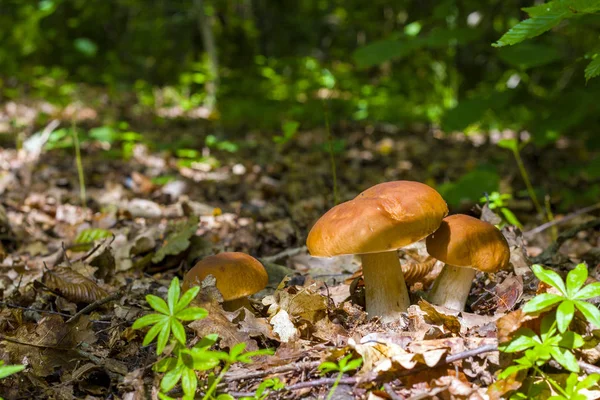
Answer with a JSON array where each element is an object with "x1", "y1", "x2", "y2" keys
[
  {"x1": 497, "y1": 263, "x2": 600, "y2": 398},
  {"x1": 239, "y1": 377, "x2": 285, "y2": 400},
  {"x1": 547, "y1": 373, "x2": 600, "y2": 400},
  {"x1": 493, "y1": 0, "x2": 600, "y2": 81},
  {"x1": 318, "y1": 354, "x2": 363, "y2": 400},
  {"x1": 132, "y1": 277, "x2": 207, "y2": 355},
  {"x1": 480, "y1": 191, "x2": 523, "y2": 228},
  {"x1": 0, "y1": 361, "x2": 25, "y2": 400}
]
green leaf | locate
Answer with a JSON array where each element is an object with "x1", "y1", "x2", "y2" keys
[
  {"x1": 578, "y1": 373, "x2": 600, "y2": 390},
  {"x1": 531, "y1": 265, "x2": 567, "y2": 295},
  {"x1": 522, "y1": 293, "x2": 563, "y2": 313},
  {"x1": 566, "y1": 264, "x2": 588, "y2": 297},
  {"x1": 230, "y1": 342, "x2": 247, "y2": 360},
  {"x1": 154, "y1": 357, "x2": 178, "y2": 373},
  {"x1": 189, "y1": 349, "x2": 221, "y2": 370},
  {"x1": 171, "y1": 319, "x2": 186, "y2": 344},
  {"x1": 161, "y1": 365, "x2": 183, "y2": 392},
  {"x1": 175, "y1": 287, "x2": 201, "y2": 313},
  {"x1": 556, "y1": 300, "x2": 575, "y2": 333},
  {"x1": 167, "y1": 278, "x2": 181, "y2": 314},
  {"x1": 181, "y1": 367, "x2": 198, "y2": 397},
  {"x1": 0, "y1": 364, "x2": 25, "y2": 379},
  {"x1": 345, "y1": 358, "x2": 363, "y2": 371},
  {"x1": 558, "y1": 331, "x2": 584, "y2": 349},
  {"x1": 152, "y1": 216, "x2": 199, "y2": 263},
  {"x1": 493, "y1": 13, "x2": 567, "y2": 47},
  {"x1": 74, "y1": 38, "x2": 98, "y2": 57},
  {"x1": 196, "y1": 333, "x2": 219, "y2": 349},
  {"x1": 574, "y1": 300, "x2": 600, "y2": 328},
  {"x1": 156, "y1": 321, "x2": 171, "y2": 355},
  {"x1": 498, "y1": 363, "x2": 531, "y2": 379},
  {"x1": 132, "y1": 313, "x2": 166, "y2": 329},
  {"x1": 175, "y1": 307, "x2": 208, "y2": 321},
  {"x1": 318, "y1": 361, "x2": 340, "y2": 373},
  {"x1": 575, "y1": 282, "x2": 600, "y2": 300},
  {"x1": 549, "y1": 347, "x2": 580, "y2": 372},
  {"x1": 143, "y1": 320, "x2": 166, "y2": 347},
  {"x1": 146, "y1": 295, "x2": 170, "y2": 315},
  {"x1": 585, "y1": 55, "x2": 600, "y2": 81},
  {"x1": 499, "y1": 328, "x2": 538, "y2": 352}
]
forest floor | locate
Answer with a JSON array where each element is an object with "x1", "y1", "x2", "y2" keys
[{"x1": 0, "y1": 102, "x2": 599, "y2": 399}]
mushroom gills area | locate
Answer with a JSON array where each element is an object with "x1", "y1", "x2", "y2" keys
[
  {"x1": 427, "y1": 264, "x2": 477, "y2": 311},
  {"x1": 360, "y1": 251, "x2": 410, "y2": 321}
]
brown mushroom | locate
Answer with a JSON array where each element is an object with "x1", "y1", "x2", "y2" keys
[
  {"x1": 182, "y1": 252, "x2": 268, "y2": 311},
  {"x1": 306, "y1": 181, "x2": 448, "y2": 321},
  {"x1": 426, "y1": 214, "x2": 510, "y2": 311}
]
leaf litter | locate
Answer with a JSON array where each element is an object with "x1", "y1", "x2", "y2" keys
[{"x1": 0, "y1": 124, "x2": 599, "y2": 399}]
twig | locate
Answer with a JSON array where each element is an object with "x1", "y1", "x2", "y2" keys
[
  {"x1": 261, "y1": 246, "x2": 307, "y2": 263},
  {"x1": 73, "y1": 234, "x2": 116, "y2": 263},
  {"x1": 0, "y1": 302, "x2": 73, "y2": 318},
  {"x1": 524, "y1": 202, "x2": 600, "y2": 238},
  {"x1": 531, "y1": 219, "x2": 600, "y2": 264},
  {"x1": 224, "y1": 360, "x2": 320, "y2": 381},
  {"x1": 384, "y1": 383, "x2": 405, "y2": 400},
  {"x1": 286, "y1": 376, "x2": 358, "y2": 391},
  {"x1": 66, "y1": 290, "x2": 123, "y2": 323},
  {"x1": 579, "y1": 361, "x2": 600, "y2": 375}
]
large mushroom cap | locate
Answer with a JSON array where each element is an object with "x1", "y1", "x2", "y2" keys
[
  {"x1": 307, "y1": 181, "x2": 448, "y2": 257},
  {"x1": 426, "y1": 214, "x2": 510, "y2": 273},
  {"x1": 182, "y1": 252, "x2": 268, "y2": 300}
]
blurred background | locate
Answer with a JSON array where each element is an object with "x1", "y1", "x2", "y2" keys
[{"x1": 1, "y1": 0, "x2": 600, "y2": 235}]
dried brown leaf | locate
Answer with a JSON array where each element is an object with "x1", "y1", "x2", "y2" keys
[{"x1": 43, "y1": 266, "x2": 109, "y2": 304}]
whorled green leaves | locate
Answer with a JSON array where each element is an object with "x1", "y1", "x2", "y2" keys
[{"x1": 132, "y1": 277, "x2": 207, "y2": 355}]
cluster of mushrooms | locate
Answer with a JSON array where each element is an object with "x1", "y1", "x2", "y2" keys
[{"x1": 183, "y1": 180, "x2": 510, "y2": 323}]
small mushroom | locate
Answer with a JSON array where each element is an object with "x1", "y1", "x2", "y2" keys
[
  {"x1": 426, "y1": 214, "x2": 510, "y2": 311},
  {"x1": 182, "y1": 252, "x2": 268, "y2": 311},
  {"x1": 306, "y1": 181, "x2": 448, "y2": 321}
]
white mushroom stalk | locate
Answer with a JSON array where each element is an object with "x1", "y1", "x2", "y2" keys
[
  {"x1": 361, "y1": 251, "x2": 411, "y2": 321},
  {"x1": 427, "y1": 264, "x2": 477, "y2": 311}
]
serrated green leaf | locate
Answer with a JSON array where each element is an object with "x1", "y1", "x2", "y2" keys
[
  {"x1": 522, "y1": 293, "x2": 563, "y2": 313},
  {"x1": 566, "y1": 264, "x2": 588, "y2": 297},
  {"x1": 146, "y1": 295, "x2": 170, "y2": 315},
  {"x1": 493, "y1": 13, "x2": 566, "y2": 47},
  {"x1": 171, "y1": 319, "x2": 186, "y2": 344},
  {"x1": 556, "y1": 300, "x2": 575, "y2": 333},
  {"x1": 176, "y1": 307, "x2": 208, "y2": 321},
  {"x1": 175, "y1": 286, "x2": 201, "y2": 313},
  {"x1": 132, "y1": 313, "x2": 166, "y2": 329},
  {"x1": 152, "y1": 216, "x2": 199, "y2": 263},
  {"x1": 531, "y1": 265, "x2": 567, "y2": 295},
  {"x1": 574, "y1": 282, "x2": 600, "y2": 300},
  {"x1": 167, "y1": 278, "x2": 181, "y2": 313},
  {"x1": 574, "y1": 300, "x2": 600, "y2": 328},
  {"x1": 585, "y1": 55, "x2": 600, "y2": 81}
]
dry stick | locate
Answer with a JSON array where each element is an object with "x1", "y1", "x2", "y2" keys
[
  {"x1": 260, "y1": 246, "x2": 307, "y2": 263},
  {"x1": 224, "y1": 360, "x2": 321, "y2": 381},
  {"x1": 66, "y1": 290, "x2": 123, "y2": 323},
  {"x1": 579, "y1": 361, "x2": 600, "y2": 375},
  {"x1": 531, "y1": 218, "x2": 600, "y2": 264},
  {"x1": 524, "y1": 201, "x2": 600, "y2": 238},
  {"x1": 384, "y1": 383, "x2": 405, "y2": 400}
]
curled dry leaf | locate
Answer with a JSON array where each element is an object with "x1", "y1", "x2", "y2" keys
[{"x1": 43, "y1": 266, "x2": 109, "y2": 303}]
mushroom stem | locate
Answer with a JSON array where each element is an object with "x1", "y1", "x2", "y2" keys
[
  {"x1": 427, "y1": 264, "x2": 477, "y2": 311},
  {"x1": 223, "y1": 297, "x2": 253, "y2": 312},
  {"x1": 360, "y1": 251, "x2": 410, "y2": 321}
]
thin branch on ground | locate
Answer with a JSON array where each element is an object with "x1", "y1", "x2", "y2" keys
[
  {"x1": 224, "y1": 360, "x2": 321, "y2": 381},
  {"x1": 261, "y1": 246, "x2": 307, "y2": 263},
  {"x1": 531, "y1": 219, "x2": 600, "y2": 264},
  {"x1": 66, "y1": 290, "x2": 123, "y2": 323},
  {"x1": 579, "y1": 361, "x2": 600, "y2": 375},
  {"x1": 524, "y1": 202, "x2": 600, "y2": 237}
]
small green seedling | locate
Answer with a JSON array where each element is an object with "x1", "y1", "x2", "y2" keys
[
  {"x1": 0, "y1": 361, "x2": 25, "y2": 400},
  {"x1": 480, "y1": 191, "x2": 522, "y2": 228},
  {"x1": 240, "y1": 377, "x2": 285, "y2": 400},
  {"x1": 523, "y1": 264, "x2": 600, "y2": 333},
  {"x1": 132, "y1": 277, "x2": 207, "y2": 355},
  {"x1": 318, "y1": 354, "x2": 363, "y2": 400},
  {"x1": 496, "y1": 263, "x2": 600, "y2": 399}
]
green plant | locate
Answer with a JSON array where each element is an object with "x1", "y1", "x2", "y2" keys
[
  {"x1": 547, "y1": 373, "x2": 600, "y2": 400},
  {"x1": 480, "y1": 191, "x2": 523, "y2": 228},
  {"x1": 318, "y1": 354, "x2": 363, "y2": 400},
  {"x1": 496, "y1": 263, "x2": 600, "y2": 398},
  {"x1": 0, "y1": 361, "x2": 25, "y2": 400},
  {"x1": 239, "y1": 377, "x2": 285, "y2": 400},
  {"x1": 132, "y1": 277, "x2": 207, "y2": 355}
]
